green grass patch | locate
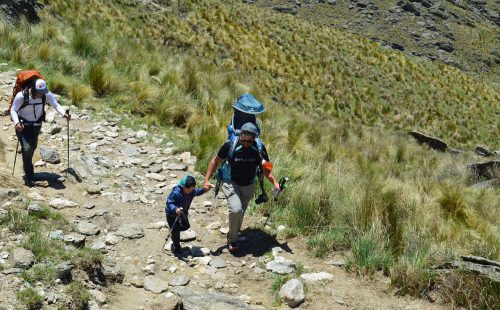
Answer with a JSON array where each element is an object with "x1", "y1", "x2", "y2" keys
[
  {"x1": 16, "y1": 288, "x2": 43, "y2": 310},
  {"x1": 66, "y1": 282, "x2": 90, "y2": 310}
]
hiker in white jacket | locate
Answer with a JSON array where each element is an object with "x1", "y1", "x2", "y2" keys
[{"x1": 10, "y1": 79, "x2": 70, "y2": 186}]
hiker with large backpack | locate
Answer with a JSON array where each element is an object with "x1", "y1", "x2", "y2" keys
[
  {"x1": 9, "y1": 71, "x2": 70, "y2": 187},
  {"x1": 203, "y1": 94, "x2": 280, "y2": 254}
]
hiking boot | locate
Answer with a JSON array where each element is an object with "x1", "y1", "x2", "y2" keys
[
  {"x1": 228, "y1": 242, "x2": 239, "y2": 254},
  {"x1": 171, "y1": 243, "x2": 183, "y2": 255},
  {"x1": 23, "y1": 176, "x2": 35, "y2": 188}
]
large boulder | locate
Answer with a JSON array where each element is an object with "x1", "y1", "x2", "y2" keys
[
  {"x1": 468, "y1": 161, "x2": 500, "y2": 181},
  {"x1": 11, "y1": 248, "x2": 35, "y2": 268},
  {"x1": 409, "y1": 131, "x2": 448, "y2": 152}
]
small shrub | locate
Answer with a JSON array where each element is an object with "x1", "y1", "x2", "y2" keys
[
  {"x1": 66, "y1": 282, "x2": 90, "y2": 310},
  {"x1": 72, "y1": 247, "x2": 103, "y2": 272},
  {"x1": 17, "y1": 288, "x2": 43, "y2": 310},
  {"x1": 70, "y1": 84, "x2": 92, "y2": 106},
  {"x1": 21, "y1": 264, "x2": 57, "y2": 285},
  {"x1": 5, "y1": 208, "x2": 39, "y2": 233},
  {"x1": 347, "y1": 228, "x2": 393, "y2": 275},
  {"x1": 72, "y1": 29, "x2": 98, "y2": 57}
]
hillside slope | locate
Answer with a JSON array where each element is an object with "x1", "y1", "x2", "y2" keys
[{"x1": 252, "y1": 0, "x2": 500, "y2": 78}]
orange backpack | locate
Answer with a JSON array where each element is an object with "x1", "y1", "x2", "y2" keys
[{"x1": 8, "y1": 70, "x2": 44, "y2": 115}]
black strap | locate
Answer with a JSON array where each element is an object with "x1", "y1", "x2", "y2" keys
[{"x1": 17, "y1": 90, "x2": 46, "y2": 123}]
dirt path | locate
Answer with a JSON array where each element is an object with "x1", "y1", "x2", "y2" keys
[{"x1": 0, "y1": 70, "x2": 444, "y2": 309}]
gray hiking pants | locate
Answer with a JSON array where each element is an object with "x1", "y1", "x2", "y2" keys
[{"x1": 222, "y1": 181, "x2": 256, "y2": 243}]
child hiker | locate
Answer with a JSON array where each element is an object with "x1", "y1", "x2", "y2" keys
[{"x1": 165, "y1": 175, "x2": 211, "y2": 254}]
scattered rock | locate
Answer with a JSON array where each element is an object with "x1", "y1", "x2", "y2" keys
[
  {"x1": 89, "y1": 289, "x2": 107, "y2": 305},
  {"x1": 49, "y1": 230, "x2": 65, "y2": 240},
  {"x1": 266, "y1": 256, "x2": 296, "y2": 274},
  {"x1": 105, "y1": 233, "x2": 121, "y2": 245},
  {"x1": 40, "y1": 146, "x2": 61, "y2": 164},
  {"x1": 49, "y1": 198, "x2": 79, "y2": 209},
  {"x1": 180, "y1": 229, "x2": 197, "y2": 241},
  {"x1": 170, "y1": 287, "x2": 252, "y2": 309},
  {"x1": 136, "y1": 130, "x2": 148, "y2": 139},
  {"x1": 116, "y1": 224, "x2": 145, "y2": 239},
  {"x1": 100, "y1": 257, "x2": 125, "y2": 283},
  {"x1": 64, "y1": 234, "x2": 86, "y2": 247},
  {"x1": 76, "y1": 222, "x2": 100, "y2": 236},
  {"x1": 210, "y1": 257, "x2": 227, "y2": 269},
  {"x1": 0, "y1": 188, "x2": 20, "y2": 201},
  {"x1": 121, "y1": 192, "x2": 138, "y2": 203},
  {"x1": 86, "y1": 185, "x2": 102, "y2": 195},
  {"x1": 121, "y1": 145, "x2": 139, "y2": 157},
  {"x1": 279, "y1": 278, "x2": 305, "y2": 308},
  {"x1": 11, "y1": 248, "x2": 35, "y2": 268},
  {"x1": 468, "y1": 161, "x2": 500, "y2": 180},
  {"x1": 144, "y1": 276, "x2": 169, "y2": 294},
  {"x1": 165, "y1": 163, "x2": 187, "y2": 171},
  {"x1": 169, "y1": 275, "x2": 190, "y2": 286},
  {"x1": 49, "y1": 125, "x2": 62, "y2": 135},
  {"x1": 56, "y1": 261, "x2": 74, "y2": 281},
  {"x1": 475, "y1": 146, "x2": 496, "y2": 157},
  {"x1": 147, "y1": 173, "x2": 166, "y2": 182},
  {"x1": 300, "y1": 272, "x2": 334, "y2": 282},
  {"x1": 27, "y1": 203, "x2": 43, "y2": 215},
  {"x1": 272, "y1": 5, "x2": 297, "y2": 14}
]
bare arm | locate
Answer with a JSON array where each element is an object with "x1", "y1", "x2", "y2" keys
[
  {"x1": 203, "y1": 156, "x2": 221, "y2": 188},
  {"x1": 264, "y1": 169, "x2": 280, "y2": 190}
]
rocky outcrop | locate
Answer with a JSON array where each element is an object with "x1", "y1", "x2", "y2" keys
[{"x1": 0, "y1": 0, "x2": 42, "y2": 23}]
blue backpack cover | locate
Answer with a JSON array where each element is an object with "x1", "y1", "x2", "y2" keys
[{"x1": 219, "y1": 94, "x2": 266, "y2": 181}]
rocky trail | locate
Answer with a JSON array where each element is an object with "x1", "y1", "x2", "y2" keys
[{"x1": 0, "y1": 70, "x2": 445, "y2": 309}]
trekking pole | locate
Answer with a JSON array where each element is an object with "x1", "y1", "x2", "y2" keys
[
  {"x1": 12, "y1": 138, "x2": 19, "y2": 175},
  {"x1": 213, "y1": 171, "x2": 222, "y2": 208},
  {"x1": 262, "y1": 176, "x2": 288, "y2": 229},
  {"x1": 162, "y1": 207, "x2": 183, "y2": 250},
  {"x1": 65, "y1": 109, "x2": 70, "y2": 176}
]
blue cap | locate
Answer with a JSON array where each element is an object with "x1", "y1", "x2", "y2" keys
[{"x1": 240, "y1": 122, "x2": 258, "y2": 137}]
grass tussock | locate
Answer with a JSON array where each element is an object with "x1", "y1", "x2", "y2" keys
[
  {"x1": 66, "y1": 281, "x2": 90, "y2": 310},
  {"x1": 16, "y1": 288, "x2": 43, "y2": 310}
]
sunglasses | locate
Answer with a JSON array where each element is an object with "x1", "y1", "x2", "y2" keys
[{"x1": 240, "y1": 139, "x2": 254, "y2": 144}]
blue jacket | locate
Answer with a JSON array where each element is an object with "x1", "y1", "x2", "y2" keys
[{"x1": 165, "y1": 185, "x2": 205, "y2": 216}]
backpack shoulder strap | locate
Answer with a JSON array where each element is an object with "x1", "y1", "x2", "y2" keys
[{"x1": 228, "y1": 136, "x2": 240, "y2": 161}]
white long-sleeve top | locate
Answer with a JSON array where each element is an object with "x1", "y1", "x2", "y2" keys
[{"x1": 10, "y1": 91, "x2": 66, "y2": 126}]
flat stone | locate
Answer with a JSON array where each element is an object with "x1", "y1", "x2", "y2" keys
[
  {"x1": 170, "y1": 287, "x2": 252, "y2": 309},
  {"x1": 180, "y1": 229, "x2": 197, "y2": 241},
  {"x1": 116, "y1": 224, "x2": 145, "y2": 239},
  {"x1": 11, "y1": 248, "x2": 35, "y2": 268},
  {"x1": 409, "y1": 131, "x2": 448, "y2": 151},
  {"x1": 144, "y1": 276, "x2": 169, "y2": 294},
  {"x1": 147, "y1": 173, "x2": 166, "y2": 182},
  {"x1": 266, "y1": 256, "x2": 296, "y2": 274},
  {"x1": 121, "y1": 192, "x2": 138, "y2": 203},
  {"x1": 76, "y1": 222, "x2": 100, "y2": 236},
  {"x1": 165, "y1": 163, "x2": 187, "y2": 171},
  {"x1": 169, "y1": 274, "x2": 190, "y2": 286},
  {"x1": 210, "y1": 257, "x2": 227, "y2": 269},
  {"x1": 49, "y1": 198, "x2": 78, "y2": 209},
  {"x1": 121, "y1": 145, "x2": 139, "y2": 157},
  {"x1": 279, "y1": 278, "x2": 305, "y2": 308},
  {"x1": 101, "y1": 258, "x2": 125, "y2": 283},
  {"x1": 105, "y1": 233, "x2": 121, "y2": 245},
  {"x1": 86, "y1": 185, "x2": 102, "y2": 195},
  {"x1": 300, "y1": 272, "x2": 334, "y2": 282},
  {"x1": 219, "y1": 227, "x2": 229, "y2": 234},
  {"x1": 64, "y1": 234, "x2": 86, "y2": 247},
  {"x1": 194, "y1": 257, "x2": 212, "y2": 266},
  {"x1": 91, "y1": 242, "x2": 107, "y2": 251},
  {"x1": 56, "y1": 261, "x2": 74, "y2": 280},
  {"x1": 147, "y1": 221, "x2": 167, "y2": 229},
  {"x1": 2, "y1": 268, "x2": 23, "y2": 275}
]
